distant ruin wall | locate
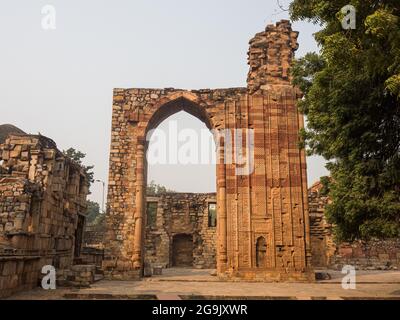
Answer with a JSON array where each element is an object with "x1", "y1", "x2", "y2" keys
[
  {"x1": 331, "y1": 240, "x2": 400, "y2": 270},
  {"x1": 0, "y1": 134, "x2": 89, "y2": 297},
  {"x1": 308, "y1": 181, "x2": 400, "y2": 270},
  {"x1": 308, "y1": 181, "x2": 336, "y2": 268},
  {"x1": 144, "y1": 193, "x2": 217, "y2": 269},
  {"x1": 83, "y1": 223, "x2": 106, "y2": 248}
]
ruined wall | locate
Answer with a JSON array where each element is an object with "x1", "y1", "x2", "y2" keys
[
  {"x1": 0, "y1": 134, "x2": 89, "y2": 297},
  {"x1": 331, "y1": 240, "x2": 400, "y2": 270},
  {"x1": 308, "y1": 181, "x2": 336, "y2": 268},
  {"x1": 83, "y1": 222, "x2": 106, "y2": 248},
  {"x1": 308, "y1": 181, "x2": 400, "y2": 270},
  {"x1": 104, "y1": 20, "x2": 313, "y2": 281},
  {"x1": 80, "y1": 220, "x2": 106, "y2": 268},
  {"x1": 247, "y1": 20, "x2": 299, "y2": 93},
  {"x1": 144, "y1": 193, "x2": 217, "y2": 269}
]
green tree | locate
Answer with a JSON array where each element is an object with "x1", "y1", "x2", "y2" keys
[
  {"x1": 86, "y1": 200, "x2": 101, "y2": 224},
  {"x1": 290, "y1": 1, "x2": 400, "y2": 240},
  {"x1": 63, "y1": 149, "x2": 102, "y2": 223},
  {"x1": 319, "y1": 176, "x2": 331, "y2": 196},
  {"x1": 146, "y1": 180, "x2": 174, "y2": 196},
  {"x1": 63, "y1": 147, "x2": 95, "y2": 187}
]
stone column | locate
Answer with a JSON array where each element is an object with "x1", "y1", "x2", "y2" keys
[
  {"x1": 217, "y1": 139, "x2": 227, "y2": 273},
  {"x1": 133, "y1": 143, "x2": 145, "y2": 269}
]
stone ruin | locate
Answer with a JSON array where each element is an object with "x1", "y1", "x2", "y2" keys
[
  {"x1": 308, "y1": 181, "x2": 336, "y2": 268},
  {"x1": 0, "y1": 132, "x2": 89, "y2": 297},
  {"x1": 247, "y1": 21, "x2": 299, "y2": 94},
  {"x1": 0, "y1": 18, "x2": 397, "y2": 299},
  {"x1": 103, "y1": 20, "x2": 314, "y2": 281},
  {"x1": 144, "y1": 193, "x2": 217, "y2": 270},
  {"x1": 308, "y1": 181, "x2": 400, "y2": 271},
  {"x1": 85, "y1": 182, "x2": 400, "y2": 274}
]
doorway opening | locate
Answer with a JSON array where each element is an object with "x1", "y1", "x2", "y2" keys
[
  {"x1": 172, "y1": 234, "x2": 193, "y2": 267},
  {"x1": 256, "y1": 237, "x2": 267, "y2": 268}
]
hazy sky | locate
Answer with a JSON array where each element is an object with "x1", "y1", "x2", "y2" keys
[{"x1": 0, "y1": 0, "x2": 329, "y2": 205}]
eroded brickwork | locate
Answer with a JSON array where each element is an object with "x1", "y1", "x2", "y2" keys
[
  {"x1": 308, "y1": 181, "x2": 336, "y2": 268},
  {"x1": 144, "y1": 193, "x2": 217, "y2": 270},
  {"x1": 0, "y1": 134, "x2": 89, "y2": 297},
  {"x1": 332, "y1": 240, "x2": 400, "y2": 270},
  {"x1": 247, "y1": 20, "x2": 299, "y2": 94},
  {"x1": 309, "y1": 181, "x2": 400, "y2": 270},
  {"x1": 104, "y1": 20, "x2": 313, "y2": 281},
  {"x1": 84, "y1": 222, "x2": 106, "y2": 249}
]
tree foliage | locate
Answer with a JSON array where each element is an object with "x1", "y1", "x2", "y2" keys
[
  {"x1": 63, "y1": 147, "x2": 95, "y2": 189},
  {"x1": 86, "y1": 200, "x2": 101, "y2": 223},
  {"x1": 146, "y1": 180, "x2": 175, "y2": 196},
  {"x1": 290, "y1": 0, "x2": 400, "y2": 240}
]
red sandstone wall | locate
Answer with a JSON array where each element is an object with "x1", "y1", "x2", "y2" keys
[{"x1": 104, "y1": 20, "x2": 313, "y2": 281}]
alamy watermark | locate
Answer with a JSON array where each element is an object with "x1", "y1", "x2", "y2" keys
[
  {"x1": 41, "y1": 5, "x2": 56, "y2": 30},
  {"x1": 146, "y1": 122, "x2": 255, "y2": 176},
  {"x1": 340, "y1": 5, "x2": 356, "y2": 30},
  {"x1": 341, "y1": 265, "x2": 356, "y2": 290},
  {"x1": 41, "y1": 265, "x2": 56, "y2": 290}
]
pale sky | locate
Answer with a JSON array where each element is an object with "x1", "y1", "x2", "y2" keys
[{"x1": 0, "y1": 0, "x2": 329, "y2": 205}]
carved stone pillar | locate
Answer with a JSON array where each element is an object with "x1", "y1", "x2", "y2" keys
[
  {"x1": 133, "y1": 143, "x2": 145, "y2": 269},
  {"x1": 217, "y1": 139, "x2": 227, "y2": 273}
]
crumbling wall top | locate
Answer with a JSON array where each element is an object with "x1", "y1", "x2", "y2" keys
[
  {"x1": 0, "y1": 134, "x2": 88, "y2": 186},
  {"x1": 247, "y1": 19, "x2": 299, "y2": 94}
]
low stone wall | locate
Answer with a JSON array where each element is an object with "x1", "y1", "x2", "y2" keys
[
  {"x1": 79, "y1": 247, "x2": 104, "y2": 268},
  {"x1": 330, "y1": 239, "x2": 400, "y2": 270},
  {"x1": 57, "y1": 264, "x2": 96, "y2": 287},
  {"x1": 308, "y1": 180, "x2": 400, "y2": 270},
  {"x1": 308, "y1": 181, "x2": 336, "y2": 268},
  {"x1": 0, "y1": 256, "x2": 40, "y2": 298}
]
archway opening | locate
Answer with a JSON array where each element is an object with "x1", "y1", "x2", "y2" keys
[{"x1": 143, "y1": 98, "x2": 218, "y2": 278}]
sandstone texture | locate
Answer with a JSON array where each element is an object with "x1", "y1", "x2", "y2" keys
[
  {"x1": 104, "y1": 20, "x2": 314, "y2": 282},
  {"x1": 144, "y1": 193, "x2": 217, "y2": 271},
  {"x1": 308, "y1": 181, "x2": 400, "y2": 270},
  {"x1": 0, "y1": 133, "x2": 89, "y2": 297}
]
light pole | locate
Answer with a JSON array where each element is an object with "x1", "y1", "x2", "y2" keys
[{"x1": 95, "y1": 179, "x2": 105, "y2": 214}]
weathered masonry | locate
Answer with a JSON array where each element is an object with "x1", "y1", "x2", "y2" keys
[
  {"x1": 104, "y1": 20, "x2": 314, "y2": 281},
  {"x1": 308, "y1": 181, "x2": 400, "y2": 270},
  {"x1": 0, "y1": 133, "x2": 89, "y2": 297},
  {"x1": 308, "y1": 181, "x2": 335, "y2": 268},
  {"x1": 144, "y1": 193, "x2": 217, "y2": 270}
]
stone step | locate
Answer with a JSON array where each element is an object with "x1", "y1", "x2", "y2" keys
[{"x1": 94, "y1": 274, "x2": 104, "y2": 282}]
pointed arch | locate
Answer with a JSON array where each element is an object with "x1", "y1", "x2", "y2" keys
[{"x1": 146, "y1": 96, "x2": 213, "y2": 135}]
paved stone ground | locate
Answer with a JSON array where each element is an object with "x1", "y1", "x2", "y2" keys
[{"x1": 7, "y1": 269, "x2": 400, "y2": 300}]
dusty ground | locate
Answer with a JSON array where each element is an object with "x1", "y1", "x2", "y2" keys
[{"x1": 7, "y1": 268, "x2": 400, "y2": 300}]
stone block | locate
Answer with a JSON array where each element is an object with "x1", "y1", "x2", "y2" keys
[
  {"x1": 379, "y1": 254, "x2": 390, "y2": 262},
  {"x1": 2, "y1": 261, "x2": 17, "y2": 276}
]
